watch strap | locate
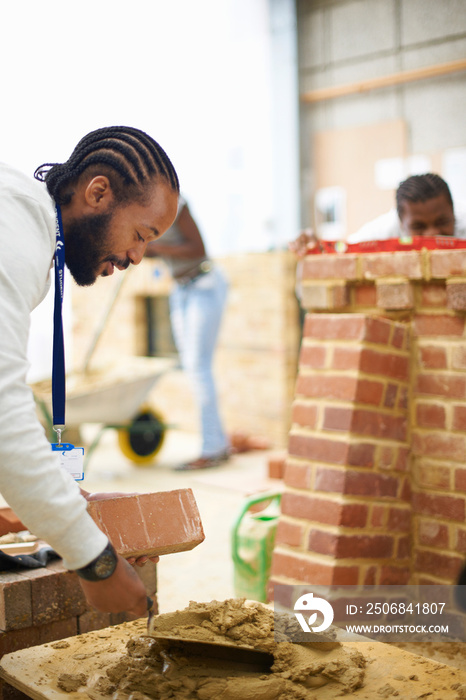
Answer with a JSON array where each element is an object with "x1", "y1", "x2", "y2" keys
[{"x1": 75, "y1": 541, "x2": 118, "y2": 581}]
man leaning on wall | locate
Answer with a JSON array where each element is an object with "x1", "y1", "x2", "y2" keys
[{"x1": 289, "y1": 173, "x2": 466, "y2": 297}]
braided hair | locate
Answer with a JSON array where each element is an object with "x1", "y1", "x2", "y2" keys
[
  {"x1": 396, "y1": 173, "x2": 453, "y2": 218},
  {"x1": 34, "y1": 126, "x2": 179, "y2": 206}
]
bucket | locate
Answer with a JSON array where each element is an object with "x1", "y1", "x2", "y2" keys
[{"x1": 231, "y1": 492, "x2": 281, "y2": 603}]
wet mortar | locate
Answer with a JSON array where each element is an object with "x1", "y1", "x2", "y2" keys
[{"x1": 44, "y1": 598, "x2": 466, "y2": 700}]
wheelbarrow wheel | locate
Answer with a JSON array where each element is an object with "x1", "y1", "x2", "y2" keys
[{"x1": 117, "y1": 406, "x2": 166, "y2": 466}]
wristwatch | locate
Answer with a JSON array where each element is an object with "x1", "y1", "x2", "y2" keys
[{"x1": 75, "y1": 541, "x2": 118, "y2": 581}]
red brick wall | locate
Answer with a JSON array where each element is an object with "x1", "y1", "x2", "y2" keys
[{"x1": 270, "y1": 249, "x2": 466, "y2": 593}]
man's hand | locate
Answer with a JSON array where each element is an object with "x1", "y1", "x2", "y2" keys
[
  {"x1": 288, "y1": 229, "x2": 320, "y2": 258},
  {"x1": 77, "y1": 553, "x2": 149, "y2": 617}
]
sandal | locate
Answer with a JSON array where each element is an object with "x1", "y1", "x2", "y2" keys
[{"x1": 174, "y1": 450, "x2": 230, "y2": 471}]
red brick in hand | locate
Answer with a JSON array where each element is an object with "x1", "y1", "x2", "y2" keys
[
  {"x1": 0, "y1": 509, "x2": 25, "y2": 538},
  {"x1": 87, "y1": 490, "x2": 205, "y2": 559}
]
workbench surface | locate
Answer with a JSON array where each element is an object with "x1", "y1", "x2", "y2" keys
[
  {"x1": 1, "y1": 616, "x2": 466, "y2": 699},
  {"x1": 0, "y1": 618, "x2": 147, "y2": 700}
]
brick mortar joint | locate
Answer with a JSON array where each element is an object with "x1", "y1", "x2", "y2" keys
[
  {"x1": 335, "y1": 525, "x2": 411, "y2": 536},
  {"x1": 412, "y1": 456, "x2": 465, "y2": 470},
  {"x1": 300, "y1": 340, "x2": 411, "y2": 357},
  {"x1": 281, "y1": 486, "x2": 344, "y2": 503},
  {"x1": 301, "y1": 249, "x2": 466, "y2": 284},
  {"x1": 412, "y1": 486, "x2": 466, "y2": 498},
  {"x1": 293, "y1": 407, "x2": 408, "y2": 419},
  {"x1": 269, "y1": 573, "x2": 309, "y2": 586},
  {"x1": 332, "y1": 553, "x2": 411, "y2": 565},
  {"x1": 417, "y1": 515, "x2": 453, "y2": 524},
  {"x1": 290, "y1": 425, "x2": 410, "y2": 444},
  {"x1": 278, "y1": 515, "x2": 313, "y2": 530},
  {"x1": 374, "y1": 277, "x2": 413, "y2": 285},
  {"x1": 446, "y1": 277, "x2": 466, "y2": 285},
  {"x1": 421, "y1": 249, "x2": 430, "y2": 281},
  {"x1": 306, "y1": 523, "x2": 341, "y2": 533},
  {"x1": 413, "y1": 420, "x2": 466, "y2": 428},
  {"x1": 318, "y1": 402, "x2": 411, "y2": 417},
  {"x1": 302, "y1": 280, "x2": 349, "y2": 286},
  {"x1": 299, "y1": 369, "x2": 410, "y2": 380},
  {"x1": 415, "y1": 543, "x2": 463, "y2": 557},
  {"x1": 273, "y1": 545, "x2": 336, "y2": 564},
  {"x1": 414, "y1": 308, "x2": 465, "y2": 316}
]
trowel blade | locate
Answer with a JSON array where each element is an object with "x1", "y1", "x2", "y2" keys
[
  {"x1": 146, "y1": 614, "x2": 274, "y2": 670},
  {"x1": 150, "y1": 632, "x2": 273, "y2": 670}
]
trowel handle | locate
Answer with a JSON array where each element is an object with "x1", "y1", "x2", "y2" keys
[{"x1": 146, "y1": 596, "x2": 155, "y2": 632}]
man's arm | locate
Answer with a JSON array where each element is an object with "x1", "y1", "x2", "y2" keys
[
  {"x1": 0, "y1": 185, "x2": 147, "y2": 615},
  {"x1": 288, "y1": 229, "x2": 320, "y2": 302},
  {"x1": 346, "y1": 209, "x2": 400, "y2": 244}
]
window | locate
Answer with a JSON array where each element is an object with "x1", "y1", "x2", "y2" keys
[{"x1": 145, "y1": 296, "x2": 178, "y2": 358}]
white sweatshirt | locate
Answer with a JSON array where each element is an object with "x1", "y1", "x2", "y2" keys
[{"x1": 0, "y1": 162, "x2": 107, "y2": 570}]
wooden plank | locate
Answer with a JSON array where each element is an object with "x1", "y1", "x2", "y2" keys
[
  {"x1": 0, "y1": 619, "x2": 146, "y2": 700},
  {"x1": 314, "y1": 120, "x2": 407, "y2": 236},
  {"x1": 301, "y1": 58, "x2": 466, "y2": 103}
]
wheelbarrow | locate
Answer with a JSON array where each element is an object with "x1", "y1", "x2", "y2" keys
[
  {"x1": 32, "y1": 356, "x2": 177, "y2": 468},
  {"x1": 31, "y1": 268, "x2": 177, "y2": 469}
]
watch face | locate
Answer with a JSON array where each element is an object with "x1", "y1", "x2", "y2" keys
[{"x1": 94, "y1": 553, "x2": 117, "y2": 579}]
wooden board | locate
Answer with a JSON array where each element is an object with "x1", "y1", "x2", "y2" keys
[
  {"x1": 314, "y1": 119, "x2": 407, "y2": 237},
  {"x1": 1, "y1": 618, "x2": 466, "y2": 700},
  {"x1": 0, "y1": 619, "x2": 147, "y2": 700}
]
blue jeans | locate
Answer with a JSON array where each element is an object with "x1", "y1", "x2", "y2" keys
[{"x1": 169, "y1": 266, "x2": 229, "y2": 457}]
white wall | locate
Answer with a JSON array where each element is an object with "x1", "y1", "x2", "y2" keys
[
  {"x1": 297, "y1": 0, "x2": 466, "y2": 231},
  {"x1": 0, "y1": 0, "x2": 279, "y2": 256},
  {"x1": 0, "y1": 0, "x2": 293, "y2": 378}
]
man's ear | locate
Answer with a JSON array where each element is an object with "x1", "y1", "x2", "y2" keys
[{"x1": 84, "y1": 176, "x2": 113, "y2": 210}]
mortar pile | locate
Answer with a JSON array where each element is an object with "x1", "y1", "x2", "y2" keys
[{"x1": 101, "y1": 598, "x2": 365, "y2": 699}]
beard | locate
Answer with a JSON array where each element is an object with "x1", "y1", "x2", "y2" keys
[{"x1": 64, "y1": 210, "x2": 130, "y2": 287}]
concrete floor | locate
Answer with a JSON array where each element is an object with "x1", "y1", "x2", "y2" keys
[{"x1": 80, "y1": 425, "x2": 282, "y2": 614}]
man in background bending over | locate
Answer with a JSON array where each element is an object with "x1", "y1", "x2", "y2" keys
[
  {"x1": 348, "y1": 173, "x2": 466, "y2": 243},
  {"x1": 290, "y1": 173, "x2": 466, "y2": 260}
]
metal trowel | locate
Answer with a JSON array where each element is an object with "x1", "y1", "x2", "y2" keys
[
  {"x1": 145, "y1": 597, "x2": 274, "y2": 671},
  {"x1": 145, "y1": 597, "x2": 340, "y2": 672}
]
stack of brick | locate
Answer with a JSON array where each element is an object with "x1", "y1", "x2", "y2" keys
[
  {"x1": 270, "y1": 248, "x2": 466, "y2": 594},
  {"x1": 215, "y1": 251, "x2": 301, "y2": 446},
  {"x1": 0, "y1": 560, "x2": 140, "y2": 659},
  {"x1": 0, "y1": 489, "x2": 204, "y2": 698},
  {"x1": 71, "y1": 251, "x2": 302, "y2": 448},
  {"x1": 0, "y1": 560, "x2": 154, "y2": 700}
]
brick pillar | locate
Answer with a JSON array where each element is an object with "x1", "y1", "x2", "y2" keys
[
  {"x1": 411, "y1": 281, "x2": 466, "y2": 583},
  {"x1": 270, "y1": 248, "x2": 466, "y2": 597},
  {"x1": 270, "y1": 313, "x2": 411, "y2": 591}
]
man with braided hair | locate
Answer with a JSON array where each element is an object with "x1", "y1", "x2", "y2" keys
[{"x1": 0, "y1": 126, "x2": 179, "y2": 616}]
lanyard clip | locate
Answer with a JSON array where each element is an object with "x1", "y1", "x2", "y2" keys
[{"x1": 53, "y1": 426, "x2": 65, "y2": 446}]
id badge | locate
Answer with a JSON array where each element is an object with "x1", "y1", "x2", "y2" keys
[{"x1": 52, "y1": 443, "x2": 84, "y2": 481}]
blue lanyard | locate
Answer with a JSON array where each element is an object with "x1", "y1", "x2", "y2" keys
[{"x1": 52, "y1": 205, "x2": 66, "y2": 440}]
